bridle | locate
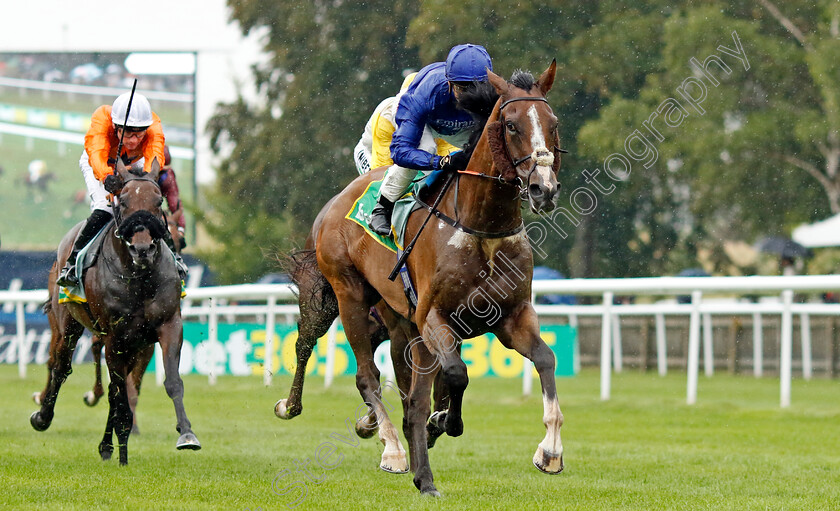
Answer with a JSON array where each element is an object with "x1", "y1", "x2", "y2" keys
[
  {"x1": 458, "y1": 95, "x2": 567, "y2": 200},
  {"x1": 112, "y1": 174, "x2": 165, "y2": 241}
]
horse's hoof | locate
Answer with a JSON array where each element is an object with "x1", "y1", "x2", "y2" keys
[
  {"x1": 131, "y1": 424, "x2": 140, "y2": 435},
  {"x1": 83, "y1": 391, "x2": 99, "y2": 407},
  {"x1": 420, "y1": 488, "x2": 442, "y2": 497},
  {"x1": 32, "y1": 392, "x2": 42, "y2": 405},
  {"x1": 176, "y1": 432, "x2": 202, "y2": 450},
  {"x1": 427, "y1": 411, "x2": 446, "y2": 448},
  {"x1": 274, "y1": 399, "x2": 290, "y2": 419},
  {"x1": 379, "y1": 451, "x2": 409, "y2": 474},
  {"x1": 445, "y1": 414, "x2": 463, "y2": 438},
  {"x1": 355, "y1": 413, "x2": 378, "y2": 439},
  {"x1": 30, "y1": 411, "x2": 50, "y2": 432},
  {"x1": 274, "y1": 399, "x2": 300, "y2": 420},
  {"x1": 532, "y1": 446, "x2": 564, "y2": 474},
  {"x1": 99, "y1": 444, "x2": 113, "y2": 461}
]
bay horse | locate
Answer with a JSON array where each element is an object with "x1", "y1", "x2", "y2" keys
[
  {"x1": 33, "y1": 210, "x2": 187, "y2": 436},
  {"x1": 30, "y1": 158, "x2": 200, "y2": 465},
  {"x1": 276, "y1": 61, "x2": 564, "y2": 495}
]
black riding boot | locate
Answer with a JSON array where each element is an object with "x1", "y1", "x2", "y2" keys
[
  {"x1": 368, "y1": 196, "x2": 395, "y2": 237},
  {"x1": 161, "y1": 228, "x2": 189, "y2": 281},
  {"x1": 56, "y1": 209, "x2": 113, "y2": 287}
]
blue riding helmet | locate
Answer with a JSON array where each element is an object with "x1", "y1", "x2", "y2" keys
[{"x1": 444, "y1": 44, "x2": 492, "y2": 82}]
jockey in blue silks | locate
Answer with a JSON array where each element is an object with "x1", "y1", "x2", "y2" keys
[{"x1": 367, "y1": 43, "x2": 493, "y2": 237}]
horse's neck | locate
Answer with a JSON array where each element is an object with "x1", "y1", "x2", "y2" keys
[{"x1": 444, "y1": 120, "x2": 522, "y2": 233}]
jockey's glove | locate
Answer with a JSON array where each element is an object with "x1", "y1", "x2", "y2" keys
[
  {"x1": 440, "y1": 150, "x2": 470, "y2": 172},
  {"x1": 104, "y1": 174, "x2": 124, "y2": 194}
]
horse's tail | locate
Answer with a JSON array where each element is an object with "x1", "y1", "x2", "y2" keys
[{"x1": 281, "y1": 249, "x2": 338, "y2": 317}]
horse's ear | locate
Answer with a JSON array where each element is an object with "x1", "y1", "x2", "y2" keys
[
  {"x1": 537, "y1": 59, "x2": 557, "y2": 96},
  {"x1": 115, "y1": 156, "x2": 130, "y2": 180},
  {"x1": 487, "y1": 68, "x2": 509, "y2": 96},
  {"x1": 146, "y1": 157, "x2": 161, "y2": 182}
]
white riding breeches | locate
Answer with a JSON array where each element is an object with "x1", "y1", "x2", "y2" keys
[
  {"x1": 378, "y1": 128, "x2": 439, "y2": 202},
  {"x1": 79, "y1": 150, "x2": 145, "y2": 214}
]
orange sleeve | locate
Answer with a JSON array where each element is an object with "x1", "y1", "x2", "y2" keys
[
  {"x1": 84, "y1": 105, "x2": 116, "y2": 182},
  {"x1": 142, "y1": 112, "x2": 166, "y2": 173}
]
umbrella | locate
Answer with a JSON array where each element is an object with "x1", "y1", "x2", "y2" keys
[{"x1": 755, "y1": 237, "x2": 813, "y2": 259}]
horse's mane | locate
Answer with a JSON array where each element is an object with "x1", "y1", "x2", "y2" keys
[
  {"x1": 116, "y1": 210, "x2": 167, "y2": 240},
  {"x1": 457, "y1": 81, "x2": 500, "y2": 157},
  {"x1": 457, "y1": 70, "x2": 537, "y2": 158},
  {"x1": 509, "y1": 70, "x2": 536, "y2": 91}
]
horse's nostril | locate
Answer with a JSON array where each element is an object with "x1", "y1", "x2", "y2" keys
[{"x1": 529, "y1": 184, "x2": 544, "y2": 199}]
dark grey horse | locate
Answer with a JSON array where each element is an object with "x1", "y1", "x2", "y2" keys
[{"x1": 30, "y1": 157, "x2": 200, "y2": 465}]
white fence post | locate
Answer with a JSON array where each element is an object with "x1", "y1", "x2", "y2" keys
[
  {"x1": 703, "y1": 313, "x2": 714, "y2": 377},
  {"x1": 16, "y1": 301, "x2": 27, "y2": 378},
  {"x1": 753, "y1": 312, "x2": 763, "y2": 378},
  {"x1": 208, "y1": 297, "x2": 218, "y2": 386},
  {"x1": 522, "y1": 359, "x2": 534, "y2": 396},
  {"x1": 600, "y1": 291, "x2": 613, "y2": 401},
  {"x1": 780, "y1": 290, "x2": 794, "y2": 408},
  {"x1": 686, "y1": 291, "x2": 702, "y2": 405},
  {"x1": 611, "y1": 315, "x2": 622, "y2": 373},
  {"x1": 264, "y1": 295, "x2": 276, "y2": 387},
  {"x1": 569, "y1": 314, "x2": 580, "y2": 374},
  {"x1": 155, "y1": 343, "x2": 164, "y2": 386},
  {"x1": 655, "y1": 312, "x2": 667, "y2": 376},
  {"x1": 800, "y1": 313, "x2": 812, "y2": 381},
  {"x1": 324, "y1": 318, "x2": 338, "y2": 388}
]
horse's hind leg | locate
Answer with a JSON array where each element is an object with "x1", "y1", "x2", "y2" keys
[
  {"x1": 104, "y1": 351, "x2": 133, "y2": 465},
  {"x1": 84, "y1": 336, "x2": 105, "y2": 407},
  {"x1": 159, "y1": 318, "x2": 201, "y2": 451},
  {"x1": 335, "y1": 286, "x2": 408, "y2": 474},
  {"x1": 30, "y1": 312, "x2": 83, "y2": 432},
  {"x1": 496, "y1": 305, "x2": 564, "y2": 474},
  {"x1": 275, "y1": 250, "x2": 339, "y2": 420}
]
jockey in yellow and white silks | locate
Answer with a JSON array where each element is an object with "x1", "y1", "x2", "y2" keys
[
  {"x1": 354, "y1": 73, "x2": 458, "y2": 175},
  {"x1": 367, "y1": 44, "x2": 493, "y2": 237}
]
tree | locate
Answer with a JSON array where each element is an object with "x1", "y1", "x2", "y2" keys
[
  {"x1": 201, "y1": 0, "x2": 419, "y2": 283},
  {"x1": 578, "y1": 1, "x2": 836, "y2": 274}
]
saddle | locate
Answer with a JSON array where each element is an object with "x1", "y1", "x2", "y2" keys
[
  {"x1": 58, "y1": 220, "x2": 114, "y2": 304},
  {"x1": 345, "y1": 171, "x2": 449, "y2": 311}
]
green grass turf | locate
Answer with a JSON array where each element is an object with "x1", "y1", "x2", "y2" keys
[{"x1": 2, "y1": 364, "x2": 838, "y2": 510}]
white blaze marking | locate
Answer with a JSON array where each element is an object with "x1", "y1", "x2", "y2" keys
[
  {"x1": 527, "y1": 106, "x2": 554, "y2": 188},
  {"x1": 528, "y1": 105, "x2": 546, "y2": 150}
]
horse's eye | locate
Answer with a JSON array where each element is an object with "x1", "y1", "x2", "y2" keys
[
  {"x1": 157, "y1": 197, "x2": 164, "y2": 207},
  {"x1": 505, "y1": 121, "x2": 517, "y2": 134}
]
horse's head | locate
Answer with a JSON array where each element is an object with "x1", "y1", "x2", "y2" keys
[
  {"x1": 486, "y1": 61, "x2": 561, "y2": 214},
  {"x1": 113, "y1": 158, "x2": 167, "y2": 269}
]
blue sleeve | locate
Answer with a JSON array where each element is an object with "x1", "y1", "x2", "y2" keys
[{"x1": 390, "y1": 93, "x2": 442, "y2": 170}]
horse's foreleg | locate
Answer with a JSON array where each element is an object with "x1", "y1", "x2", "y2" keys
[
  {"x1": 30, "y1": 317, "x2": 83, "y2": 432},
  {"x1": 159, "y1": 317, "x2": 201, "y2": 451},
  {"x1": 84, "y1": 337, "x2": 104, "y2": 407},
  {"x1": 403, "y1": 341, "x2": 439, "y2": 495},
  {"x1": 496, "y1": 304, "x2": 563, "y2": 474},
  {"x1": 421, "y1": 309, "x2": 468, "y2": 439}
]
